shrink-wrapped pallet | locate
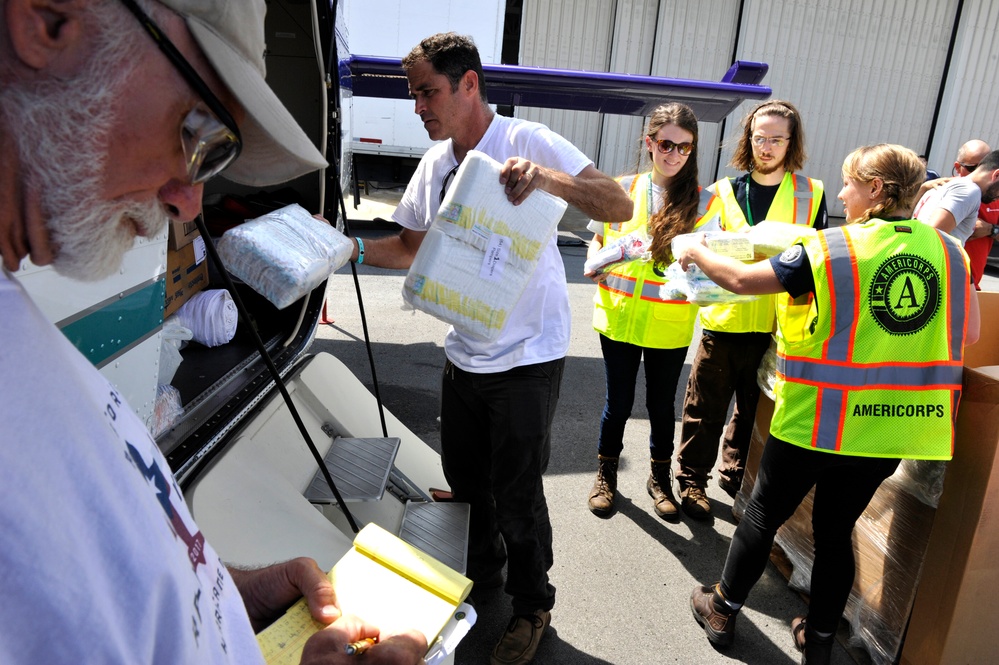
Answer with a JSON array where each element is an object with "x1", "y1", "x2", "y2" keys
[{"x1": 403, "y1": 150, "x2": 567, "y2": 340}]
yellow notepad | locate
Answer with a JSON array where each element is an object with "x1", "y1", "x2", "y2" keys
[{"x1": 256, "y1": 523, "x2": 472, "y2": 664}]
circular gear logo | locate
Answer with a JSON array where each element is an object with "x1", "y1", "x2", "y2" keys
[{"x1": 869, "y1": 253, "x2": 940, "y2": 335}]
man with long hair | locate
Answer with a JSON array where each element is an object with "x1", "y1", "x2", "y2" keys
[{"x1": 676, "y1": 100, "x2": 827, "y2": 519}]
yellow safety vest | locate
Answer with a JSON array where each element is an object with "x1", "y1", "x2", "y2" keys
[
  {"x1": 699, "y1": 172, "x2": 824, "y2": 332},
  {"x1": 770, "y1": 219, "x2": 970, "y2": 460},
  {"x1": 592, "y1": 173, "x2": 714, "y2": 348}
]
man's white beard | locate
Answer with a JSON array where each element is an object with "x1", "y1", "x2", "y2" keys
[{"x1": 0, "y1": 23, "x2": 168, "y2": 281}]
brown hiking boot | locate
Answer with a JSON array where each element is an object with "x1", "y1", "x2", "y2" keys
[
  {"x1": 690, "y1": 584, "x2": 737, "y2": 647},
  {"x1": 791, "y1": 616, "x2": 833, "y2": 665},
  {"x1": 490, "y1": 609, "x2": 551, "y2": 665},
  {"x1": 647, "y1": 459, "x2": 680, "y2": 522},
  {"x1": 681, "y1": 483, "x2": 712, "y2": 519},
  {"x1": 587, "y1": 455, "x2": 618, "y2": 517}
]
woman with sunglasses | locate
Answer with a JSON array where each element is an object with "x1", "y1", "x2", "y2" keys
[
  {"x1": 680, "y1": 144, "x2": 979, "y2": 664},
  {"x1": 584, "y1": 102, "x2": 712, "y2": 520}
]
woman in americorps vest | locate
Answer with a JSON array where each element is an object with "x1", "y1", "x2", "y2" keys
[
  {"x1": 582, "y1": 102, "x2": 714, "y2": 521},
  {"x1": 676, "y1": 144, "x2": 980, "y2": 665}
]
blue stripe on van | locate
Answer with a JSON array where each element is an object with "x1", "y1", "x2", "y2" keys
[{"x1": 59, "y1": 280, "x2": 165, "y2": 367}]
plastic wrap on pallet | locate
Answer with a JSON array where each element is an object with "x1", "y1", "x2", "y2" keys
[
  {"x1": 659, "y1": 261, "x2": 759, "y2": 306},
  {"x1": 402, "y1": 150, "x2": 567, "y2": 340},
  {"x1": 217, "y1": 203, "x2": 353, "y2": 309},
  {"x1": 583, "y1": 231, "x2": 651, "y2": 275},
  {"x1": 756, "y1": 338, "x2": 778, "y2": 401},
  {"x1": 736, "y1": 397, "x2": 948, "y2": 665}
]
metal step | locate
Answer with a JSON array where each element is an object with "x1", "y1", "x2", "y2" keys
[
  {"x1": 398, "y1": 501, "x2": 471, "y2": 575},
  {"x1": 303, "y1": 436, "x2": 401, "y2": 502}
]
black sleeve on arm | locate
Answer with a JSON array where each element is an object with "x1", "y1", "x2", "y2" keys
[
  {"x1": 813, "y1": 192, "x2": 829, "y2": 230},
  {"x1": 769, "y1": 243, "x2": 815, "y2": 298}
]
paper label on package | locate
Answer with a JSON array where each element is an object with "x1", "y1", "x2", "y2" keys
[
  {"x1": 471, "y1": 223, "x2": 491, "y2": 242},
  {"x1": 480, "y1": 234, "x2": 511, "y2": 282},
  {"x1": 707, "y1": 235, "x2": 753, "y2": 260}
]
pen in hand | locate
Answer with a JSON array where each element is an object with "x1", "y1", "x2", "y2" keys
[{"x1": 345, "y1": 637, "x2": 378, "y2": 656}]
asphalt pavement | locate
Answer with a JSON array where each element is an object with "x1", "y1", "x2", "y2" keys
[{"x1": 311, "y1": 194, "x2": 998, "y2": 665}]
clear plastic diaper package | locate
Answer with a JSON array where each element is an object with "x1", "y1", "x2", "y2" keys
[
  {"x1": 403, "y1": 150, "x2": 568, "y2": 340},
  {"x1": 217, "y1": 203, "x2": 353, "y2": 309},
  {"x1": 659, "y1": 262, "x2": 759, "y2": 306},
  {"x1": 583, "y1": 231, "x2": 651, "y2": 275}
]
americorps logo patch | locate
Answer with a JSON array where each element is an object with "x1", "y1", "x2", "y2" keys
[
  {"x1": 779, "y1": 244, "x2": 803, "y2": 264},
  {"x1": 869, "y1": 253, "x2": 941, "y2": 335}
]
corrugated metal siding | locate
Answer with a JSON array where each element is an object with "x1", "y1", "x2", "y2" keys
[
  {"x1": 518, "y1": 0, "x2": 618, "y2": 160},
  {"x1": 516, "y1": 0, "x2": 999, "y2": 218},
  {"x1": 928, "y1": 0, "x2": 999, "y2": 174},
  {"x1": 648, "y1": 0, "x2": 741, "y2": 188},
  {"x1": 728, "y1": 0, "x2": 958, "y2": 217},
  {"x1": 597, "y1": 0, "x2": 660, "y2": 178}
]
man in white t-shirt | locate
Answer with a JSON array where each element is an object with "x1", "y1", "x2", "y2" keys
[
  {"x1": 346, "y1": 33, "x2": 631, "y2": 665},
  {"x1": 0, "y1": 2, "x2": 425, "y2": 664},
  {"x1": 914, "y1": 149, "x2": 999, "y2": 243}
]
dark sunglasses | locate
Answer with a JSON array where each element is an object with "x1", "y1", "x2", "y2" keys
[
  {"x1": 119, "y1": 0, "x2": 242, "y2": 184},
  {"x1": 651, "y1": 138, "x2": 694, "y2": 156},
  {"x1": 439, "y1": 164, "x2": 460, "y2": 205},
  {"x1": 956, "y1": 162, "x2": 980, "y2": 173}
]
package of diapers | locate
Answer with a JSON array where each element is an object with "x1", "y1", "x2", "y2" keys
[
  {"x1": 403, "y1": 150, "x2": 568, "y2": 340},
  {"x1": 217, "y1": 204, "x2": 353, "y2": 309}
]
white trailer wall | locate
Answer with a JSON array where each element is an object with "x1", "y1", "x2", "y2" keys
[
  {"x1": 517, "y1": 0, "x2": 999, "y2": 218},
  {"x1": 346, "y1": 0, "x2": 505, "y2": 155}
]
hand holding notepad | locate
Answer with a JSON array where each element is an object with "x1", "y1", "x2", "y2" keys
[{"x1": 256, "y1": 523, "x2": 474, "y2": 664}]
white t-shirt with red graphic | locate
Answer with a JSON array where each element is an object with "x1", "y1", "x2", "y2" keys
[{"x1": 0, "y1": 268, "x2": 263, "y2": 664}]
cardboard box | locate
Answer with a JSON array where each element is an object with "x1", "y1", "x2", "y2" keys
[
  {"x1": 164, "y1": 233, "x2": 208, "y2": 318},
  {"x1": 169, "y1": 216, "x2": 200, "y2": 251},
  {"x1": 738, "y1": 291, "x2": 999, "y2": 664},
  {"x1": 900, "y1": 291, "x2": 999, "y2": 665}
]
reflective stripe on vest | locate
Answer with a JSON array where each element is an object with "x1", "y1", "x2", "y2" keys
[
  {"x1": 791, "y1": 173, "x2": 815, "y2": 227},
  {"x1": 600, "y1": 273, "x2": 668, "y2": 302}
]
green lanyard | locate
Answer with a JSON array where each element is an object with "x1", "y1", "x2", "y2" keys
[{"x1": 745, "y1": 176, "x2": 755, "y2": 227}]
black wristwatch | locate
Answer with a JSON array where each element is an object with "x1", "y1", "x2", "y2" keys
[{"x1": 990, "y1": 224, "x2": 999, "y2": 238}]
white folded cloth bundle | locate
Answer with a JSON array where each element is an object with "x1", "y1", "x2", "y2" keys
[
  {"x1": 403, "y1": 150, "x2": 567, "y2": 340},
  {"x1": 217, "y1": 203, "x2": 353, "y2": 309},
  {"x1": 175, "y1": 289, "x2": 238, "y2": 347}
]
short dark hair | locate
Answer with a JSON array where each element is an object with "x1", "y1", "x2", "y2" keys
[
  {"x1": 979, "y1": 150, "x2": 999, "y2": 172},
  {"x1": 402, "y1": 32, "x2": 489, "y2": 103},
  {"x1": 730, "y1": 99, "x2": 807, "y2": 173}
]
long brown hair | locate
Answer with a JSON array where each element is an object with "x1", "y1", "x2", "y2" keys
[
  {"x1": 729, "y1": 99, "x2": 807, "y2": 173},
  {"x1": 645, "y1": 103, "x2": 700, "y2": 267},
  {"x1": 841, "y1": 144, "x2": 925, "y2": 224}
]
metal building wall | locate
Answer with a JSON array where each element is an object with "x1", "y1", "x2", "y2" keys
[
  {"x1": 730, "y1": 0, "x2": 957, "y2": 217},
  {"x1": 518, "y1": 0, "x2": 618, "y2": 161},
  {"x1": 517, "y1": 0, "x2": 999, "y2": 218},
  {"x1": 927, "y1": 0, "x2": 999, "y2": 173}
]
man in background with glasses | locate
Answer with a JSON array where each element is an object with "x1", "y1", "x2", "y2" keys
[
  {"x1": 675, "y1": 99, "x2": 827, "y2": 521},
  {"x1": 0, "y1": 1, "x2": 425, "y2": 663},
  {"x1": 345, "y1": 32, "x2": 631, "y2": 665},
  {"x1": 914, "y1": 140, "x2": 999, "y2": 287}
]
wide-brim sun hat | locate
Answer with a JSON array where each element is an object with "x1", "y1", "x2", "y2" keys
[{"x1": 158, "y1": 0, "x2": 328, "y2": 187}]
